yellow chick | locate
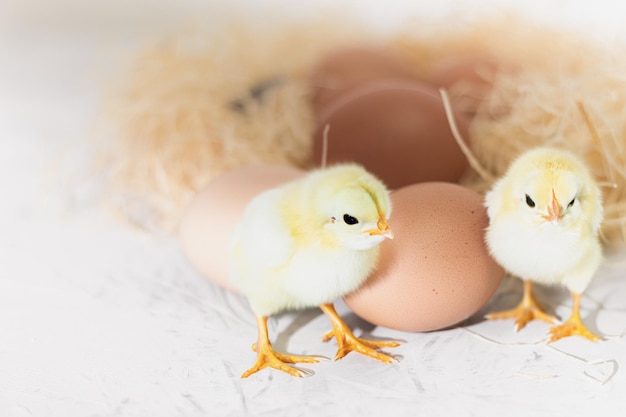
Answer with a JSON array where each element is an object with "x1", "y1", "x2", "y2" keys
[
  {"x1": 484, "y1": 147, "x2": 604, "y2": 342},
  {"x1": 231, "y1": 163, "x2": 398, "y2": 378}
]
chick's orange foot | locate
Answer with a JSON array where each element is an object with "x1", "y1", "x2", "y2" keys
[
  {"x1": 241, "y1": 345, "x2": 319, "y2": 378},
  {"x1": 242, "y1": 315, "x2": 321, "y2": 378},
  {"x1": 320, "y1": 304, "x2": 400, "y2": 363},
  {"x1": 486, "y1": 304, "x2": 558, "y2": 332},
  {"x1": 485, "y1": 280, "x2": 558, "y2": 331},
  {"x1": 548, "y1": 292, "x2": 601, "y2": 343},
  {"x1": 548, "y1": 318, "x2": 601, "y2": 343}
]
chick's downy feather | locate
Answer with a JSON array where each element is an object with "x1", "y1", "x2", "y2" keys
[
  {"x1": 231, "y1": 163, "x2": 392, "y2": 316},
  {"x1": 485, "y1": 147, "x2": 603, "y2": 292},
  {"x1": 484, "y1": 147, "x2": 604, "y2": 341}
]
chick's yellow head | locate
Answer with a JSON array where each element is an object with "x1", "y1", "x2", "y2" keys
[
  {"x1": 313, "y1": 164, "x2": 393, "y2": 250},
  {"x1": 498, "y1": 147, "x2": 602, "y2": 230}
]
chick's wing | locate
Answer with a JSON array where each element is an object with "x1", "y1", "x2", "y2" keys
[{"x1": 231, "y1": 187, "x2": 296, "y2": 272}]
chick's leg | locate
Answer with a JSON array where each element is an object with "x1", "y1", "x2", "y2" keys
[
  {"x1": 548, "y1": 292, "x2": 601, "y2": 342},
  {"x1": 319, "y1": 304, "x2": 399, "y2": 363},
  {"x1": 241, "y1": 315, "x2": 320, "y2": 378},
  {"x1": 486, "y1": 280, "x2": 558, "y2": 331}
]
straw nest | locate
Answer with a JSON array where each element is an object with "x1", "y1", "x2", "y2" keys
[{"x1": 98, "y1": 12, "x2": 626, "y2": 246}]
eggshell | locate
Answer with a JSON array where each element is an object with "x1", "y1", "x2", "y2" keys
[
  {"x1": 344, "y1": 182, "x2": 504, "y2": 332},
  {"x1": 309, "y1": 46, "x2": 416, "y2": 115},
  {"x1": 179, "y1": 165, "x2": 304, "y2": 292},
  {"x1": 312, "y1": 79, "x2": 470, "y2": 189}
]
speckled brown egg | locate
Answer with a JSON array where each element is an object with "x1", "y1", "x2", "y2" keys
[
  {"x1": 179, "y1": 165, "x2": 304, "y2": 292},
  {"x1": 344, "y1": 182, "x2": 504, "y2": 332},
  {"x1": 312, "y1": 79, "x2": 470, "y2": 189}
]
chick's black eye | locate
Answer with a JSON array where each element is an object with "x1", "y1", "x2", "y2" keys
[
  {"x1": 343, "y1": 214, "x2": 359, "y2": 225},
  {"x1": 568, "y1": 197, "x2": 576, "y2": 208},
  {"x1": 525, "y1": 194, "x2": 535, "y2": 208}
]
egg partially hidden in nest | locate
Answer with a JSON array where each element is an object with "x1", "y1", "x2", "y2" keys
[
  {"x1": 312, "y1": 79, "x2": 470, "y2": 190},
  {"x1": 344, "y1": 182, "x2": 504, "y2": 332},
  {"x1": 309, "y1": 46, "x2": 471, "y2": 190}
]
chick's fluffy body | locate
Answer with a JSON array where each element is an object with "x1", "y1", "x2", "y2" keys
[
  {"x1": 231, "y1": 164, "x2": 391, "y2": 316},
  {"x1": 485, "y1": 147, "x2": 603, "y2": 294}
]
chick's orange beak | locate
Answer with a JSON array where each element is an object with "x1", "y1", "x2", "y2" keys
[
  {"x1": 370, "y1": 216, "x2": 394, "y2": 239},
  {"x1": 542, "y1": 189, "x2": 562, "y2": 223}
]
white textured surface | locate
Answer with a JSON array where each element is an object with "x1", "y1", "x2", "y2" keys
[{"x1": 2, "y1": 1, "x2": 626, "y2": 416}]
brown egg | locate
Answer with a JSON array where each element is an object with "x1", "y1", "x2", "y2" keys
[
  {"x1": 312, "y1": 79, "x2": 470, "y2": 189},
  {"x1": 310, "y1": 46, "x2": 417, "y2": 115},
  {"x1": 179, "y1": 165, "x2": 304, "y2": 292},
  {"x1": 344, "y1": 182, "x2": 504, "y2": 332}
]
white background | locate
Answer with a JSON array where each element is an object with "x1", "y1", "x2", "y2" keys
[{"x1": 2, "y1": 1, "x2": 626, "y2": 416}]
